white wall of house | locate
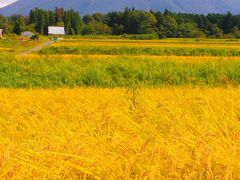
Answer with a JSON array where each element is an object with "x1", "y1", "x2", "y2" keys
[
  {"x1": 48, "y1": 26, "x2": 65, "y2": 35},
  {"x1": 0, "y1": 29, "x2": 3, "y2": 38}
]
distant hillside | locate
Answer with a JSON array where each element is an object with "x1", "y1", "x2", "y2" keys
[{"x1": 0, "y1": 0, "x2": 239, "y2": 16}]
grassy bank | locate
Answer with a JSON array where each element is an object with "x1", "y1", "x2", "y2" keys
[
  {"x1": 1, "y1": 55, "x2": 240, "y2": 88},
  {"x1": 40, "y1": 46, "x2": 240, "y2": 56}
]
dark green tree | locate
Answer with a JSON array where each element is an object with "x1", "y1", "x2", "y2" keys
[
  {"x1": 63, "y1": 10, "x2": 83, "y2": 35},
  {"x1": 156, "y1": 14, "x2": 178, "y2": 38},
  {"x1": 35, "y1": 11, "x2": 45, "y2": 34},
  {"x1": 82, "y1": 15, "x2": 95, "y2": 24},
  {"x1": 13, "y1": 16, "x2": 26, "y2": 35},
  {"x1": 71, "y1": 10, "x2": 82, "y2": 34},
  {"x1": 137, "y1": 12, "x2": 157, "y2": 34},
  {"x1": 231, "y1": 26, "x2": 240, "y2": 38},
  {"x1": 209, "y1": 24, "x2": 223, "y2": 38},
  {"x1": 222, "y1": 12, "x2": 233, "y2": 34},
  {"x1": 178, "y1": 23, "x2": 206, "y2": 38},
  {"x1": 29, "y1": 9, "x2": 37, "y2": 23},
  {"x1": 82, "y1": 22, "x2": 112, "y2": 35},
  {"x1": 55, "y1": 7, "x2": 64, "y2": 23},
  {"x1": 0, "y1": 15, "x2": 5, "y2": 28}
]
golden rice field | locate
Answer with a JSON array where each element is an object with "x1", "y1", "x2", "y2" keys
[
  {"x1": 0, "y1": 88, "x2": 240, "y2": 179},
  {"x1": 1, "y1": 38, "x2": 240, "y2": 179},
  {"x1": 53, "y1": 41, "x2": 240, "y2": 49},
  {"x1": 63, "y1": 38, "x2": 240, "y2": 44},
  {"x1": 0, "y1": 47, "x2": 12, "y2": 51},
  {"x1": 18, "y1": 54, "x2": 240, "y2": 63}
]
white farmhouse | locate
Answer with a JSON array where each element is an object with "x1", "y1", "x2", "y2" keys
[
  {"x1": 48, "y1": 26, "x2": 65, "y2": 35},
  {"x1": 0, "y1": 29, "x2": 3, "y2": 38}
]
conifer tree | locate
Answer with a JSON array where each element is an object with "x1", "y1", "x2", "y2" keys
[{"x1": 13, "y1": 16, "x2": 26, "y2": 35}]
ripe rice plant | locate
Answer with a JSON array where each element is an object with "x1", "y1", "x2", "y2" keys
[
  {"x1": 61, "y1": 38, "x2": 240, "y2": 44},
  {"x1": 1, "y1": 38, "x2": 240, "y2": 179},
  {"x1": 20, "y1": 54, "x2": 240, "y2": 62},
  {"x1": 53, "y1": 41, "x2": 240, "y2": 49},
  {"x1": 0, "y1": 88, "x2": 240, "y2": 179}
]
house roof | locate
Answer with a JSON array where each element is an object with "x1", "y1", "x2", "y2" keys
[
  {"x1": 21, "y1": 31, "x2": 34, "y2": 37},
  {"x1": 48, "y1": 26, "x2": 65, "y2": 35}
]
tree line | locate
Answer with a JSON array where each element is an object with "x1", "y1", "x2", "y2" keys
[{"x1": 1, "y1": 7, "x2": 240, "y2": 38}]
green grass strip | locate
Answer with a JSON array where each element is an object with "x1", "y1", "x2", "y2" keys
[
  {"x1": 0, "y1": 55, "x2": 240, "y2": 88},
  {"x1": 40, "y1": 46, "x2": 240, "y2": 56}
]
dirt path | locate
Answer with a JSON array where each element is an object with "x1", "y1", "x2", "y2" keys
[{"x1": 20, "y1": 40, "x2": 53, "y2": 55}]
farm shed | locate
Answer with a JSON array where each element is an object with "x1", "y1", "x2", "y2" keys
[
  {"x1": 0, "y1": 29, "x2": 3, "y2": 38},
  {"x1": 48, "y1": 26, "x2": 65, "y2": 35},
  {"x1": 21, "y1": 31, "x2": 34, "y2": 37}
]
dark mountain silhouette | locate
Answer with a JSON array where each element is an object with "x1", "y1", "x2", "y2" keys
[{"x1": 0, "y1": 0, "x2": 239, "y2": 16}]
